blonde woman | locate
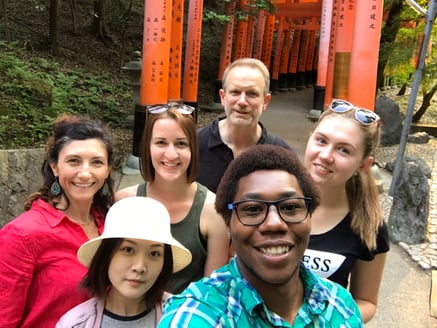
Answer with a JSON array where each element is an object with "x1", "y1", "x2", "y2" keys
[{"x1": 303, "y1": 99, "x2": 389, "y2": 323}]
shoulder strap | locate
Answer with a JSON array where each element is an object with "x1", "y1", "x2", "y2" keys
[{"x1": 136, "y1": 182, "x2": 146, "y2": 196}]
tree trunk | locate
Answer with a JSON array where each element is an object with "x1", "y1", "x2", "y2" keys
[
  {"x1": 118, "y1": 0, "x2": 134, "y2": 66},
  {"x1": 1, "y1": 0, "x2": 11, "y2": 41},
  {"x1": 49, "y1": 0, "x2": 61, "y2": 56},
  {"x1": 68, "y1": 0, "x2": 78, "y2": 35},
  {"x1": 412, "y1": 83, "x2": 437, "y2": 123},
  {"x1": 91, "y1": 0, "x2": 113, "y2": 46},
  {"x1": 397, "y1": 82, "x2": 407, "y2": 96},
  {"x1": 376, "y1": 1, "x2": 403, "y2": 90}
]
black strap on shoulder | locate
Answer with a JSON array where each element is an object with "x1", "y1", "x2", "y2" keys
[{"x1": 136, "y1": 183, "x2": 146, "y2": 196}]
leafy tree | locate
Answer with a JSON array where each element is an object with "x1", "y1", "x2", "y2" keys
[
  {"x1": 379, "y1": 0, "x2": 437, "y2": 122},
  {"x1": 377, "y1": 0, "x2": 405, "y2": 89},
  {"x1": 412, "y1": 56, "x2": 437, "y2": 122},
  {"x1": 203, "y1": 0, "x2": 275, "y2": 24}
]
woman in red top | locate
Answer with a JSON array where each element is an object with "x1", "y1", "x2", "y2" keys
[{"x1": 0, "y1": 115, "x2": 114, "y2": 327}]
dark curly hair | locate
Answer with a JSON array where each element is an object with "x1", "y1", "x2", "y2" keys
[{"x1": 215, "y1": 144, "x2": 320, "y2": 223}]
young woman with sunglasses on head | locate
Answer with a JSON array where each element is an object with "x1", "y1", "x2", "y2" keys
[
  {"x1": 303, "y1": 99, "x2": 389, "y2": 323},
  {"x1": 115, "y1": 105, "x2": 229, "y2": 294}
]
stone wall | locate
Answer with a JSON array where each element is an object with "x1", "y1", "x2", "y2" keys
[{"x1": 0, "y1": 148, "x2": 44, "y2": 227}]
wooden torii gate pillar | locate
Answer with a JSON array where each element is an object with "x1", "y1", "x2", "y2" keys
[
  {"x1": 275, "y1": 0, "x2": 383, "y2": 112},
  {"x1": 316, "y1": 0, "x2": 383, "y2": 110}
]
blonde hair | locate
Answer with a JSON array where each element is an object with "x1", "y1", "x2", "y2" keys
[
  {"x1": 222, "y1": 58, "x2": 270, "y2": 97},
  {"x1": 316, "y1": 109, "x2": 382, "y2": 249}
]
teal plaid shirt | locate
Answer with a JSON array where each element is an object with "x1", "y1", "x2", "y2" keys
[{"x1": 159, "y1": 257, "x2": 363, "y2": 327}]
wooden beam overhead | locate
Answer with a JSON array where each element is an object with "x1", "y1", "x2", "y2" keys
[{"x1": 275, "y1": 1, "x2": 322, "y2": 18}]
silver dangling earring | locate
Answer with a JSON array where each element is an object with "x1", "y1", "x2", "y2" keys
[
  {"x1": 50, "y1": 178, "x2": 61, "y2": 196},
  {"x1": 100, "y1": 181, "x2": 110, "y2": 196}
]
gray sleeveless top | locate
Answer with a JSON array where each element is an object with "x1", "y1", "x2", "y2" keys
[{"x1": 136, "y1": 182, "x2": 208, "y2": 294}]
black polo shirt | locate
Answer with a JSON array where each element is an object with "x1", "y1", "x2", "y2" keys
[{"x1": 197, "y1": 116, "x2": 293, "y2": 193}]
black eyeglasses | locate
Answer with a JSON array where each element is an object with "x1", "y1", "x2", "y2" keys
[
  {"x1": 329, "y1": 99, "x2": 380, "y2": 126},
  {"x1": 147, "y1": 103, "x2": 195, "y2": 115},
  {"x1": 227, "y1": 197, "x2": 312, "y2": 226}
]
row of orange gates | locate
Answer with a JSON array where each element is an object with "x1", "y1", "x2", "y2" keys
[{"x1": 139, "y1": 0, "x2": 384, "y2": 112}]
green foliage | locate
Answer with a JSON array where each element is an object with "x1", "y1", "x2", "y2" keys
[
  {"x1": 203, "y1": 10, "x2": 231, "y2": 24},
  {"x1": 0, "y1": 41, "x2": 130, "y2": 149},
  {"x1": 422, "y1": 17, "x2": 437, "y2": 94},
  {"x1": 384, "y1": 26, "x2": 416, "y2": 84},
  {"x1": 422, "y1": 61, "x2": 437, "y2": 94},
  {"x1": 384, "y1": 3, "x2": 437, "y2": 91},
  {"x1": 203, "y1": 0, "x2": 275, "y2": 24}
]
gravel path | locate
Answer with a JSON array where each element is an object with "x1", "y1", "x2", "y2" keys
[{"x1": 375, "y1": 140, "x2": 437, "y2": 170}]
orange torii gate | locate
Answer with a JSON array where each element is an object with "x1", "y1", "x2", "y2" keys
[
  {"x1": 140, "y1": 0, "x2": 204, "y2": 110},
  {"x1": 275, "y1": 0, "x2": 383, "y2": 110},
  {"x1": 139, "y1": 0, "x2": 383, "y2": 113},
  {"x1": 214, "y1": 0, "x2": 383, "y2": 111}
]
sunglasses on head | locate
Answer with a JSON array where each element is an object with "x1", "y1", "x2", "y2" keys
[
  {"x1": 329, "y1": 99, "x2": 380, "y2": 126},
  {"x1": 147, "y1": 103, "x2": 195, "y2": 115}
]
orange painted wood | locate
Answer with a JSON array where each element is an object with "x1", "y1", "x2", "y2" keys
[
  {"x1": 297, "y1": 29, "x2": 309, "y2": 74},
  {"x1": 331, "y1": 0, "x2": 355, "y2": 100},
  {"x1": 315, "y1": 0, "x2": 333, "y2": 89},
  {"x1": 289, "y1": 28, "x2": 302, "y2": 75},
  {"x1": 324, "y1": 0, "x2": 338, "y2": 107},
  {"x1": 182, "y1": 0, "x2": 203, "y2": 103},
  {"x1": 280, "y1": 28, "x2": 292, "y2": 74},
  {"x1": 140, "y1": 0, "x2": 172, "y2": 105},
  {"x1": 245, "y1": 16, "x2": 256, "y2": 58},
  {"x1": 217, "y1": 2, "x2": 236, "y2": 80},
  {"x1": 233, "y1": 0, "x2": 249, "y2": 60},
  {"x1": 168, "y1": 0, "x2": 184, "y2": 101},
  {"x1": 253, "y1": 10, "x2": 267, "y2": 59},
  {"x1": 305, "y1": 17, "x2": 318, "y2": 73},
  {"x1": 348, "y1": 0, "x2": 383, "y2": 110},
  {"x1": 261, "y1": 14, "x2": 276, "y2": 70},
  {"x1": 272, "y1": 16, "x2": 285, "y2": 80}
]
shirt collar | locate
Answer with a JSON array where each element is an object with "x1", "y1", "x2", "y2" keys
[
  {"x1": 300, "y1": 264, "x2": 331, "y2": 314},
  {"x1": 207, "y1": 117, "x2": 268, "y2": 149},
  {"x1": 227, "y1": 257, "x2": 265, "y2": 314},
  {"x1": 32, "y1": 199, "x2": 67, "y2": 227},
  {"x1": 227, "y1": 258, "x2": 307, "y2": 326},
  {"x1": 229, "y1": 258, "x2": 335, "y2": 316},
  {"x1": 32, "y1": 198, "x2": 105, "y2": 230}
]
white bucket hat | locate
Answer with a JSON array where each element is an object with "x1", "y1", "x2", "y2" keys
[{"x1": 77, "y1": 197, "x2": 192, "y2": 273}]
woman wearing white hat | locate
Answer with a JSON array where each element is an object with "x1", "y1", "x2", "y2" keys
[{"x1": 56, "y1": 197, "x2": 192, "y2": 327}]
